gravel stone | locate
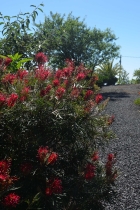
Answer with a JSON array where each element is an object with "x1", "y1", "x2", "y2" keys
[{"x1": 100, "y1": 84, "x2": 140, "y2": 210}]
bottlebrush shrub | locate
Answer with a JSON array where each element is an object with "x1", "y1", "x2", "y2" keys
[{"x1": 0, "y1": 53, "x2": 117, "y2": 209}]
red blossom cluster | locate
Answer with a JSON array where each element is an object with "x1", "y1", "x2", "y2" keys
[
  {"x1": 84, "y1": 90, "x2": 93, "y2": 100},
  {"x1": 2, "y1": 73, "x2": 17, "y2": 84},
  {"x1": 91, "y1": 151, "x2": 99, "y2": 162},
  {"x1": 7, "y1": 93, "x2": 18, "y2": 107},
  {"x1": 46, "y1": 178, "x2": 62, "y2": 196},
  {"x1": 70, "y1": 87, "x2": 81, "y2": 99},
  {"x1": 84, "y1": 163, "x2": 96, "y2": 180},
  {"x1": 35, "y1": 66, "x2": 50, "y2": 81},
  {"x1": 105, "y1": 153, "x2": 117, "y2": 182},
  {"x1": 0, "y1": 93, "x2": 6, "y2": 106},
  {"x1": 76, "y1": 72, "x2": 86, "y2": 81},
  {"x1": 3, "y1": 193, "x2": 20, "y2": 208},
  {"x1": 52, "y1": 79, "x2": 60, "y2": 87},
  {"x1": 0, "y1": 57, "x2": 12, "y2": 68},
  {"x1": 35, "y1": 52, "x2": 48, "y2": 66},
  {"x1": 55, "y1": 87, "x2": 66, "y2": 99},
  {"x1": 0, "y1": 159, "x2": 18, "y2": 191},
  {"x1": 37, "y1": 146, "x2": 58, "y2": 165},
  {"x1": 40, "y1": 84, "x2": 52, "y2": 97},
  {"x1": 95, "y1": 94, "x2": 103, "y2": 104},
  {"x1": 20, "y1": 87, "x2": 30, "y2": 102},
  {"x1": 16, "y1": 69, "x2": 28, "y2": 80}
]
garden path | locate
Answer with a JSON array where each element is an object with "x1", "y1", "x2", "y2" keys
[{"x1": 100, "y1": 84, "x2": 140, "y2": 210}]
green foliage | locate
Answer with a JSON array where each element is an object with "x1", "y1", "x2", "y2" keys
[
  {"x1": 0, "y1": 4, "x2": 44, "y2": 65},
  {"x1": 0, "y1": 54, "x2": 117, "y2": 209},
  {"x1": 34, "y1": 12, "x2": 120, "y2": 69},
  {"x1": 0, "y1": 53, "x2": 32, "y2": 72},
  {"x1": 134, "y1": 97, "x2": 140, "y2": 105},
  {"x1": 117, "y1": 69, "x2": 129, "y2": 84},
  {"x1": 133, "y1": 68, "x2": 140, "y2": 84},
  {"x1": 95, "y1": 60, "x2": 121, "y2": 86}
]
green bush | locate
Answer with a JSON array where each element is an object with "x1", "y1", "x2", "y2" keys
[
  {"x1": 0, "y1": 53, "x2": 117, "y2": 209},
  {"x1": 134, "y1": 97, "x2": 140, "y2": 105}
]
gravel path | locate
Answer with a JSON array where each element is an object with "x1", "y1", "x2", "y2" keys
[{"x1": 100, "y1": 84, "x2": 140, "y2": 210}]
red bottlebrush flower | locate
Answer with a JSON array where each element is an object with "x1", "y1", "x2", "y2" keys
[
  {"x1": 40, "y1": 89, "x2": 46, "y2": 97},
  {"x1": 45, "y1": 85, "x2": 52, "y2": 94},
  {"x1": 84, "y1": 90, "x2": 93, "y2": 100},
  {"x1": 51, "y1": 178, "x2": 62, "y2": 194},
  {"x1": 47, "y1": 152, "x2": 58, "y2": 165},
  {"x1": 35, "y1": 67, "x2": 50, "y2": 81},
  {"x1": 0, "y1": 160, "x2": 10, "y2": 174},
  {"x1": 3, "y1": 193, "x2": 20, "y2": 207},
  {"x1": 2, "y1": 73, "x2": 17, "y2": 84},
  {"x1": 40, "y1": 85, "x2": 52, "y2": 97},
  {"x1": 45, "y1": 187, "x2": 52, "y2": 196},
  {"x1": 4, "y1": 57, "x2": 12, "y2": 66},
  {"x1": 91, "y1": 151, "x2": 99, "y2": 162},
  {"x1": 108, "y1": 153, "x2": 114, "y2": 161},
  {"x1": 70, "y1": 88, "x2": 80, "y2": 99},
  {"x1": 0, "y1": 93, "x2": 6, "y2": 105},
  {"x1": 21, "y1": 87, "x2": 30, "y2": 95},
  {"x1": 52, "y1": 79, "x2": 60, "y2": 87},
  {"x1": 56, "y1": 87, "x2": 65, "y2": 99},
  {"x1": 35, "y1": 52, "x2": 48, "y2": 65},
  {"x1": 16, "y1": 69, "x2": 28, "y2": 80},
  {"x1": 62, "y1": 67, "x2": 73, "y2": 77},
  {"x1": 0, "y1": 174, "x2": 8, "y2": 183},
  {"x1": 55, "y1": 69, "x2": 62, "y2": 79},
  {"x1": 20, "y1": 87, "x2": 30, "y2": 102},
  {"x1": 84, "y1": 163, "x2": 95, "y2": 180},
  {"x1": 95, "y1": 94, "x2": 103, "y2": 104},
  {"x1": 64, "y1": 79, "x2": 69, "y2": 87},
  {"x1": 37, "y1": 146, "x2": 49, "y2": 162},
  {"x1": 76, "y1": 72, "x2": 86, "y2": 81},
  {"x1": 7, "y1": 93, "x2": 18, "y2": 108},
  {"x1": 20, "y1": 162, "x2": 32, "y2": 175},
  {"x1": 108, "y1": 115, "x2": 115, "y2": 125}
]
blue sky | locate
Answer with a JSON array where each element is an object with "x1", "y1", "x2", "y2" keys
[{"x1": 1, "y1": 0, "x2": 140, "y2": 79}]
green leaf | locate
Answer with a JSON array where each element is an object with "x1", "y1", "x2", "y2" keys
[
  {"x1": 0, "y1": 55, "x2": 7, "y2": 59},
  {"x1": 38, "y1": 8, "x2": 43, "y2": 13},
  {"x1": 30, "y1": 5, "x2": 36, "y2": 7},
  {"x1": 0, "y1": 22, "x2": 4, "y2": 25}
]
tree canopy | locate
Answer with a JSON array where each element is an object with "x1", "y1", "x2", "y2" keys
[
  {"x1": 133, "y1": 68, "x2": 140, "y2": 83},
  {"x1": 35, "y1": 12, "x2": 120, "y2": 69},
  {"x1": 0, "y1": 9, "x2": 120, "y2": 71}
]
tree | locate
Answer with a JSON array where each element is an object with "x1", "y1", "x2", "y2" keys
[
  {"x1": 133, "y1": 68, "x2": 140, "y2": 83},
  {"x1": 95, "y1": 60, "x2": 122, "y2": 86},
  {"x1": 0, "y1": 4, "x2": 44, "y2": 69},
  {"x1": 35, "y1": 12, "x2": 120, "y2": 69},
  {"x1": 117, "y1": 69, "x2": 129, "y2": 84}
]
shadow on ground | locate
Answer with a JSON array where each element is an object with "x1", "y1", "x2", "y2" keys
[{"x1": 101, "y1": 91, "x2": 130, "y2": 101}]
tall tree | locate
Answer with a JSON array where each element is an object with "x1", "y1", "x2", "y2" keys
[
  {"x1": 118, "y1": 69, "x2": 129, "y2": 84},
  {"x1": 35, "y1": 12, "x2": 120, "y2": 69},
  {"x1": 133, "y1": 68, "x2": 140, "y2": 83}
]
